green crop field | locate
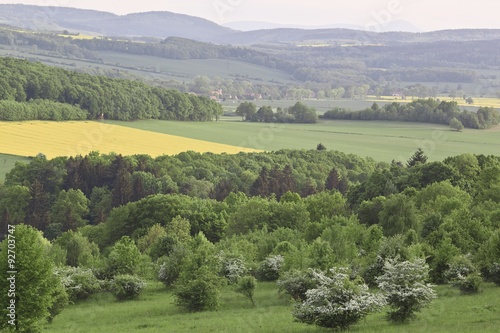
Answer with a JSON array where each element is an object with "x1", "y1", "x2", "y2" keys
[
  {"x1": 109, "y1": 119, "x2": 500, "y2": 163},
  {"x1": 0, "y1": 153, "x2": 31, "y2": 181},
  {"x1": 43, "y1": 282, "x2": 500, "y2": 333}
]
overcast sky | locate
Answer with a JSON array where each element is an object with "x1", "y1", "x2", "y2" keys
[{"x1": 1, "y1": 0, "x2": 499, "y2": 31}]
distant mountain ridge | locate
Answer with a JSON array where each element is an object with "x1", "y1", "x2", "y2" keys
[
  {"x1": 1, "y1": 4, "x2": 500, "y2": 45},
  {"x1": 0, "y1": 4, "x2": 234, "y2": 42}
]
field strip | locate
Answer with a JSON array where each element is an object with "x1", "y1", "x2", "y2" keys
[{"x1": 0, "y1": 121, "x2": 260, "y2": 159}]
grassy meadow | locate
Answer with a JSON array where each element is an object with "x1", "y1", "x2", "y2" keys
[
  {"x1": 0, "y1": 121, "x2": 258, "y2": 159},
  {"x1": 43, "y1": 282, "x2": 500, "y2": 333},
  {"x1": 0, "y1": 153, "x2": 30, "y2": 181},
  {"x1": 109, "y1": 119, "x2": 500, "y2": 163}
]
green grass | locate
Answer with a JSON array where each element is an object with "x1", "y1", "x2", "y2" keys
[
  {"x1": 0, "y1": 153, "x2": 31, "y2": 181},
  {"x1": 43, "y1": 282, "x2": 500, "y2": 333},
  {"x1": 109, "y1": 119, "x2": 500, "y2": 162},
  {"x1": 43, "y1": 282, "x2": 322, "y2": 333}
]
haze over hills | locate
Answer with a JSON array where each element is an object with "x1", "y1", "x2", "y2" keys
[
  {"x1": 1, "y1": 4, "x2": 500, "y2": 45},
  {"x1": 222, "y1": 20, "x2": 423, "y2": 33}
]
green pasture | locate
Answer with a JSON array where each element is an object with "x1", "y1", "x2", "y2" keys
[
  {"x1": 110, "y1": 119, "x2": 500, "y2": 163},
  {"x1": 0, "y1": 153, "x2": 30, "y2": 181},
  {"x1": 43, "y1": 282, "x2": 500, "y2": 333}
]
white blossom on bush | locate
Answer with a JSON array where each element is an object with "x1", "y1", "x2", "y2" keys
[
  {"x1": 54, "y1": 266, "x2": 101, "y2": 301},
  {"x1": 292, "y1": 268, "x2": 386, "y2": 330},
  {"x1": 377, "y1": 258, "x2": 436, "y2": 322},
  {"x1": 221, "y1": 256, "x2": 247, "y2": 284},
  {"x1": 257, "y1": 255, "x2": 284, "y2": 281}
]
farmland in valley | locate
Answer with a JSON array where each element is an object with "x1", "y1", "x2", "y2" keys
[
  {"x1": 109, "y1": 119, "x2": 500, "y2": 162},
  {"x1": 0, "y1": 121, "x2": 259, "y2": 159}
]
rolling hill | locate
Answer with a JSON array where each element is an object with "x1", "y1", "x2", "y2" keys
[{"x1": 2, "y1": 4, "x2": 500, "y2": 45}]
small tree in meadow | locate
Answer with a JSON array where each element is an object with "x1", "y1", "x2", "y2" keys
[
  {"x1": 450, "y1": 117, "x2": 464, "y2": 132},
  {"x1": 174, "y1": 233, "x2": 222, "y2": 312},
  {"x1": 293, "y1": 268, "x2": 386, "y2": 330},
  {"x1": 235, "y1": 276, "x2": 257, "y2": 306},
  {"x1": 377, "y1": 258, "x2": 436, "y2": 322}
]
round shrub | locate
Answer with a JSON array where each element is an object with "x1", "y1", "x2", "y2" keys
[
  {"x1": 377, "y1": 259, "x2": 436, "y2": 322},
  {"x1": 277, "y1": 270, "x2": 317, "y2": 301},
  {"x1": 174, "y1": 276, "x2": 220, "y2": 312},
  {"x1": 220, "y1": 256, "x2": 247, "y2": 284},
  {"x1": 257, "y1": 255, "x2": 284, "y2": 281},
  {"x1": 110, "y1": 274, "x2": 147, "y2": 301},
  {"x1": 293, "y1": 268, "x2": 386, "y2": 330}
]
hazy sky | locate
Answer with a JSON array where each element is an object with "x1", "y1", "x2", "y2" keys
[{"x1": 1, "y1": 0, "x2": 499, "y2": 31}]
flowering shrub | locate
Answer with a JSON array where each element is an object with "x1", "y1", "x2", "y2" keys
[
  {"x1": 445, "y1": 255, "x2": 482, "y2": 294},
  {"x1": 292, "y1": 268, "x2": 386, "y2": 330},
  {"x1": 377, "y1": 259, "x2": 436, "y2": 322},
  {"x1": 220, "y1": 255, "x2": 247, "y2": 284},
  {"x1": 257, "y1": 255, "x2": 284, "y2": 281},
  {"x1": 54, "y1": 266, "x2": 101, "y2": 301},
  {"x1": 110, "y1": 274, "x2": 147, "y2": 301}
]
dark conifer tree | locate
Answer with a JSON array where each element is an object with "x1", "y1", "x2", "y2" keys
[
  {"x1": 325, "y1": 168, "x2": 341, "y2": 191},
  {"x1": 407, "y1": 148, "x2": 428, "y2": 168},
  {"x1": 250, "y1": 167, "x2": 270, "y2": 197},
  {"x1": 25, "y1": 179, "x2": 51, "y2": 231}
]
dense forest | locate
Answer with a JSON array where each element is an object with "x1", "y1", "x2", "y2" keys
[
  {"x1": 321, "y1": 99, "x2": 500, "y2": 129},
  {"x1": 0, "y1": 57, "x2": 223, "y2": 121},
  {"x1": 1, "y1": 149, "x2": 500, "y2": 327}
]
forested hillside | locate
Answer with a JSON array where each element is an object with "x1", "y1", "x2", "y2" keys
[
  {"x1": 0, "y1": 58, "x2": 223, "y2": 121},
  {"x1": 2, "y1": 26, "x2": 500, "y2": 101},
  {"x1": 1, "y1": 149, "x2": 500, "y2": 331}
]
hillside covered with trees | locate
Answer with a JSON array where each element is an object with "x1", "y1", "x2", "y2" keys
[
  {"x1": 1, "y1": 148, "x2": 500, "y2": 331},
  {"x1": 0, "y1": 57, "x2": 223, "y2": 121}
]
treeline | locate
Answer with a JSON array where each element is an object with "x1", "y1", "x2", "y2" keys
[
  {"x1": 235, "y1": 101, "x2": 318, "y2": 123},
  {"x1": 321, "y1": 99, "x2": 500, "y2": 129},
  {"x1": 1, "y1": 149, "x2": 376, "y2": 240},
  {"x1": 0, "y1": 99, "x2": 87, "y2": 121},
  {"x1": 0, "y1": 57, "x2": 223, "y2": 121}
]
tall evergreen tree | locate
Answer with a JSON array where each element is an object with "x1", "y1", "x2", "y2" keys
[
  {"x1": 250, "y1": 167, "x2": 270, "y2": 197},
  {"x1": 407, "y1": 148, "x2": 428, "y2": 168},
  {"x1": 25, "y1": 179, "x2": 51, "y2": 231}
]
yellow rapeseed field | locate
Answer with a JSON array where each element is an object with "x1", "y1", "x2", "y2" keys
[{"x1": 0, "y1": 121, "x2": 259, "y2": 158}]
